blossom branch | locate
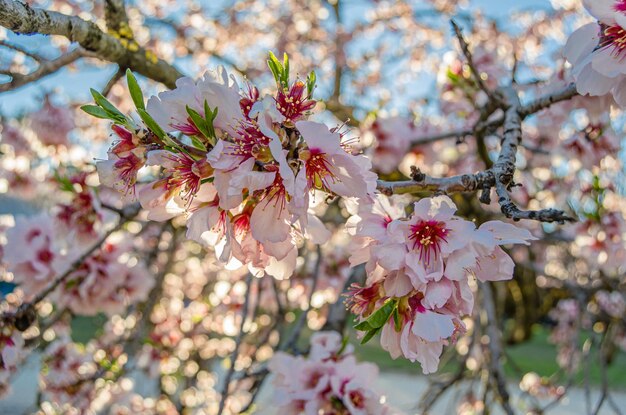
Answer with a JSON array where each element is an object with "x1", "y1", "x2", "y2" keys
[
  {"x1": 451, "y1": 19, "x2": 500, "y2": 104},
  {"x1": 2, "y1": 203, "x2": 141, "y2": 331},
  {"x1": 0, "y1": 0, "x2": 183, "y2": 88},
  {"x1": 493, "y1": 86, "x2": 575, "y2": 223},
  {"x1": 381, "y1": 85, "x2": 576, "y2": 223},
  {"x1": 0, "y1": 39, "x2": 42, "y2": 61},
  {"x1": 519, "y1": 83, "x2": 578, "y2": 118}
]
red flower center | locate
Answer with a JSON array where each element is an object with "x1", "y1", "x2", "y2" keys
[
  {"x1": 600, "y1": 23, "x2": 626, "y2": 60},
  {"x1": 615, "y1": 0, "x2": 626, "y2": 13},
  {"x1": 408, "y1": 219, "x2": 449, "y2": 264},
  {"x1": 302, "y1": 148, "x2": 336, "y2": 192}
]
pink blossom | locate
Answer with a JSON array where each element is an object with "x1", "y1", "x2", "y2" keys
[
  {"x1": 30, "y1": 97, "x2": 75, "y2": 146},
  {"x1": 4, "y1": 213, "x2": 58, "y2": 299},
  {"x1": 564, "y1": 1, "x2": 626, "y2": 106}
]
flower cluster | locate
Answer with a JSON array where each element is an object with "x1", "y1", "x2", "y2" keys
[
  {"x1": 30, "y1": 96, "x2": 75, "y2": 147},
  {"x1": 346, "y1": 195, "x2": 536, "y2": 373},
  {"x1": 564, "y1": 0, "x2": 626, "y2": 107},
  {"x1": 3, "y1": 205, "x2": 152, "y2": 315},
  {"x1": 94, "y1": 59, "x2": 377, "y2": 279},
  {"x1": 268, "y1": 331, "x2": 395, "y2": 415}
]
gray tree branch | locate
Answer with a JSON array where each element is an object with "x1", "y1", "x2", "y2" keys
[{"x1": 0, "y1": 0, "x2": 183, "y2": 89}]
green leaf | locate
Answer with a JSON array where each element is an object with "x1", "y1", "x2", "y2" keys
[
  {"x1": 126, "y1": 69, "x2": 145, "y2": 111},
  {"x1": 282, "y1": 52, "x2": 290, "y2": 86},
  {"x1": 306, "y1": 70, "x2": 316, "y2": 97},
  {"x1": 202, "y1": 101, "x2": 219, "y2": 146},
  {"x1": 354, "y1": 320, "x2": 373, "y2": 332},
  {"x1": 190, "y1": 135, "x2": 207, "y2": 151},
  {"x1": 365, "y1": 299, "x2": 396, "y2": 329},
  {"x1": 393, "y1": 307, "x2": 402, "y2": 333},
  {"x1": 137, "y1": 108, "x2": 166, "y2": 140},
  {"x1": 186, "y1": 105, "x2": 210, "y2": 138},
  {"x1": 80, "y1": 105, "x2": 112, "y2": 120},
  {"x1": 90, "y1": 88, "x2": 125, "y2": 121},
  {"x1": 267, "y1": 59, "x2": 281, "y2": 85},
  {"x1": 360, "y1": 327, "x2": 381, "y2": 345}
]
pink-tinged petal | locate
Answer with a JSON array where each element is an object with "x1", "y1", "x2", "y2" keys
[
  {"x1": 145, "y1": 149, "x2": 177, "y2": 168},
  {"x1": 416, "y1": 341, "x2": 444, "y2": 375},
  {"x1": 301, "y1": 213, "x2": 331, "y2": 244},
  {"x1": 264, "y1": 239, "x2": 294, "y2": 261},
  {"x1": 380, "y1": 323, "x2": 403, "y2": 359},
  {"x1": 430, "y1": 195, "x2": 458, "y2": 220},
  {"x1": 193, "y1": 183, "x2": 218, "y2": 203},
  {"x1": 582, "y1": 0, "x2": 618, "y2": 23},
  {"x1": 373, "y1": 243, "x2": 406, "y2": 271},
  {"x1": 591, "y1": 47, "x2": 626, "y2": 78},
  {"x1": 136, "y1": 182, "x2": 184, "y2": 221},
  {"x1": 268, "y1": 134, "x2": 296, "y2": 196},
  {"x1": 444, "y1": 249, "x2": 477, "y2": 281},
  {"x1": 250, "y1": 200, "x2": 291, "y2": 244},
  {"x1": 405, "y1": 253, "x2": 444, "y2": 283},
  {"x1": 478, "y1": 221, "x2": 537, "y2": 245},
  {"x1": 296, "y1": 120, "x2": 343, "y2": 154},
  {"x1": 383, "y1": 270, "x2": 413, "y2": 297},
  {"x1": 576, "y1": 62, "x2": 615, "y2": 96},
  {"x1": 563, "y1": 23, "x2": 600, "y2": 65},
  {"x1": 423, "y1": 279, "x2": 453, "y2": 309},
  {"x1": 198, "y1": 67, "x2": 244, "y2": 137},
  {"x1": 264, "y1": 246, "x2": 297, "y2": 280},
  {"x1": 412, "y1": 311, "x2": 455, "y2": 342},
  {"x1": 207, "y1": 140, "x2": 242, "y2": 170},
  {"x1": 612, "y1": 76, "x2": 626, "y2": 106},
  {"x1": 439, "y1": 219, "x2": 475, "y2": 254},
  {"x1": 474, "y1": 247, "x2": 515, "y2": 282},
  {"x1": 229, "y1": 162, "x2": 276, "y2": 195}
]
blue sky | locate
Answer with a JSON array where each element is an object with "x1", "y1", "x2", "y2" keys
[{"x1": 0, "y1": 0, "x2": 556, "y2": 118}]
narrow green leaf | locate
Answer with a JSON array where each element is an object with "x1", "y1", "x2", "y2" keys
[
  {"x1": 282, "y1": 52, "x2": 290, "y2": 86},
  {"x1": 267, "y1": 59, "x2": 281, "y2": 84},
  {"x1": 306, "y1": 70, "x2": 316, "y2": 97},
  {"x1": 354, "y1": 320, "x2": 373, "y2": 332},
  {"x1": 90, "y1": 88, "x2": 125, "y2": 119},
  {"x1": 268, "y1": 51, "x2": 282, "y2": 70},
  {"x1": 393, "y1": 307, "x2": 402, "y2": 333},
  {"x1": 365, "y1": 300, "x2": 396, "y2": 329},
  {"x1": 137, "y1": 108, "x2": 166, "y2": 140},
  {"x1": 80, "y1": 105, "x2": 112, "y2": 120},
  {"x1": 186, "y1": 105, "x2": 210, "y2": 138},
  {"x1": 190, "y1": 135, "x2": 208, "y2": 151},
  {"x1": 126, "y1": 69, "x2": 145, "y2": 110},
  {"x1": 360, "y1": 327, "x2": 381, "y2": 345}
]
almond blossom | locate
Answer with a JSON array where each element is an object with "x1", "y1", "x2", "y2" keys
[
  {"x1": 268, "y1": 331, "x2": 397, "y2": 415},
  {"x1": 97, "y1": 60, "x2": 377, "y2": 279},
  {"x1": 347, "y1": 195, "x2": 535, "y2": 373},
  {"x1": 564, "y1": 0, "x2": 626, "y2": 106}
]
